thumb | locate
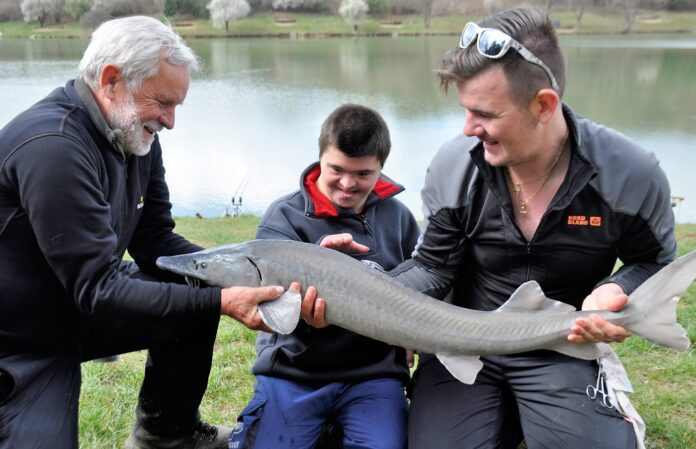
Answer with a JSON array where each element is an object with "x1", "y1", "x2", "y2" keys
[
  {"x1": 599, "y1": 293, "x2": 629, "y2": 312},
  {"x1": 257, "y1": 285, "x2": 285, "y2": 303}
]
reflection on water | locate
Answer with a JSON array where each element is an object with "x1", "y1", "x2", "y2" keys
[{"x1": 1, "y1": 35, "x2": 694, "y2": 222}]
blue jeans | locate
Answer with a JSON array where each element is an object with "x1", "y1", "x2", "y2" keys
[{"x1": 229, "y1": 376, "x2": 407, "y2": 449}]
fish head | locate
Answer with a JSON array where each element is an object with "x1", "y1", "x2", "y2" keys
[{"x1": 156, "y1": 243, "x2": 262, "y2": 288}]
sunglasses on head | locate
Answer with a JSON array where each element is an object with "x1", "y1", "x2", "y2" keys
[{"x1": 459, "y1": 22, "x2": 559, "y2": 91}]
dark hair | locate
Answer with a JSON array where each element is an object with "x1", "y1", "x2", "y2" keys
[
  {"x1": 438, "y1": 4, "x2": 566, "y2": 103},
  {"x1": 318, "y1": 104, "x2": 391, "y2": 167}
]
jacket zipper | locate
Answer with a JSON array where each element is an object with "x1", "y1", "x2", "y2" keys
[
  {"x1": 115, "y1": 155, "x2": 130, "y2": 249},
  {"x1": 359, "y1": 214, "x2": 372, "y2": 235}
]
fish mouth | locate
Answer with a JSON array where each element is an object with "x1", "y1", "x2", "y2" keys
[{"x1": 156, "y1": 255, "x2": 208, "y2": 286}]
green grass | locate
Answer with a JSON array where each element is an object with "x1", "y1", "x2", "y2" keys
[
  {"x1": 0, "y1": 20, "x2": 88, "y2": 38},
  {"x1": 3, "y1": 10, "x2": 696, "y2": 39},
  {"x1": 79, "y1": 219, "x2": 696, "y2": 448},
  {"x1": 613, "y1": 224, "x2": 696, "y2": 449},
  {"x1": 80, "y1": 216, "x2": 262, "y2": 448}
]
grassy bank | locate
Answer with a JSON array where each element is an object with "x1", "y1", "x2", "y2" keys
[
  {"x1": 2, "y1": 10, "x2": 696, "y2": 39},
  {"x1": 77, "y1": 218, "x2": 696, "y2": 448}
]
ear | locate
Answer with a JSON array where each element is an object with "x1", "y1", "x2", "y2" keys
[
  {"x1": 98, "y1": 64, "x2": 122, "y2": 100},
  {"x1": 531, "y1": 88, "x2": 560, "y2": 125}
]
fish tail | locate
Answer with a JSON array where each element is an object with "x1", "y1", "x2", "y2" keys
[
  {"x1": 623, "y1": 251, "x2": 695, "y2": 351},
  {"x1": 627, "y1": 295, "x2": 690, "y2": 350},
  {"x1": 626, "y1": 297, "x2": 691, "y2": 351}
]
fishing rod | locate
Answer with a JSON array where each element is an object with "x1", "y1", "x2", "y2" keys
[{"x1": 224, "y1": 170, "x2": 253, "y2": 218}]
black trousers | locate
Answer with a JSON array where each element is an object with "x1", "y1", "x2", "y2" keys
[
  {"x1": 0, "y1": 262, "x2": 220, "y2": 449},
  {"x1": 408, "y1": 352, "x2": 637, "y2": 449}
]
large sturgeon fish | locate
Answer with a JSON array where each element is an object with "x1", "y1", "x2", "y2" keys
[{"x1": 157, "y1": 240, "x2": 694, "y2": 383}]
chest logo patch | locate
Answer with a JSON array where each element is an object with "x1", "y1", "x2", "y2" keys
[{"x1": 567, "y1": 215, "x2": 602, "y2": 227}]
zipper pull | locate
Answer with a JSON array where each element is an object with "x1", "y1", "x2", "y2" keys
[{"x1": 360, "y1": 214, "x2": 371, "y2": 234}]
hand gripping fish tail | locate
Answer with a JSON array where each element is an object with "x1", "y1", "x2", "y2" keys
[{"x1": 156, "y1": 241, "x2": 694, "y2": 385}]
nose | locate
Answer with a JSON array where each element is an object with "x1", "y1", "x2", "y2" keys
[
  {"x1": 463, "y1": 111, "x2": 483, "y2": 138},
  {"x1": 339, "y1": 174, "x2": 357, "y2": 189},
  {"x1": 159, "y1": 105, "x2": 176, "y2": 130}
]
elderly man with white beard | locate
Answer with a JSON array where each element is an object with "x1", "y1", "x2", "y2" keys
[{"x1": 0, "y1": 16, "x2": 308, "y2": 449}]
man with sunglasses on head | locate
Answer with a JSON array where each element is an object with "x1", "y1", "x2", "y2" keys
[{"x1": 386, "y1": 5, "x2": 675, "y2": 449}]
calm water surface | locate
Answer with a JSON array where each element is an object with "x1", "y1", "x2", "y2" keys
[{"x1": 1, "y1": 34, "x2": 694, "y2": 222}]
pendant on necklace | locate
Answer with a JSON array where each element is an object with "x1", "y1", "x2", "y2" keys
[
  {"x1": 512, "y1": 184, "x2": 522, "y2": 195},
  {"x1": 519, "y1": 202, "x2": 528, "y2": 215}
]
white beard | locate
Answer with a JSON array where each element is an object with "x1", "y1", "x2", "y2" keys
[{"x1": 108, "y1": 93, "x2": 162, "y2": 157}]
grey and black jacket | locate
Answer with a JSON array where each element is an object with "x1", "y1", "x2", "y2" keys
[
  {"x1": 252, "y1": 162, "x2": 420, "y2": 384},
  {"x1": 392, "y1": 104, "x2": 676, "y2": 314}
]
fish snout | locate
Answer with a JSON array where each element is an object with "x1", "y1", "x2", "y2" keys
[{"x1": 156, "y1": 255, "x2": 206, "y2": 279}]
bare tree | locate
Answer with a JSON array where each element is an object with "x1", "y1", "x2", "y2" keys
[
  {"x1": 20, "y1": 0, "x2": 63, "y2": 26},
  {"x1": 574, "y1": 0, "x2": 587, "y2": 30},
  {"x1": 80, "y1": 0, "x2": 164, "y2": 28},
  {"x1": 618, "y1": 0, "x2": 637, "y2": 33},
  {"x1": 0, "y1": 0, "x2": 23, "y2": 21},
  {"x1": 63, "y1": 0, "x2": 91, "y2": 19},
  {"x1": 339, "y1": 0, "x2": 367, "y2": 32},
  {"x1": 422, "y1": 0, "x2": 433, "y2": 28},
  {"x1": 207, "y1": 0, "x2": 250, "y2": 32},
  {"x1": 271, "y1": 0, "x2": 321, "y2": 10}
]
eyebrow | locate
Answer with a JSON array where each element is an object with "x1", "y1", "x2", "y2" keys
[
  {"x1": 463, "y1": 104, "x2": 499, "y2": 117},
  {"x1": 327, "y1": 163, "x2": 376, "y2": 174}
]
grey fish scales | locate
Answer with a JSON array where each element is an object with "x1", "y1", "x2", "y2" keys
[{"x1": 157, "y1": 240, "x2": 693, "y2": 383}]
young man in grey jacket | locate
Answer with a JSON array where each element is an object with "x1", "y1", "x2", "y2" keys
[{"x1": 229, "y1": 104, "x2": 420, "y2": 449}]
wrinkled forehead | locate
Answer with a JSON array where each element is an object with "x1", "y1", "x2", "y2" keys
[{"x1": 132, "y1": 60, "x2": 190, "y2": 102}]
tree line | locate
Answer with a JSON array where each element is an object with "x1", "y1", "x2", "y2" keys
[{"x1": 1, "y1": 0, "x2": 695, "y2": 32}]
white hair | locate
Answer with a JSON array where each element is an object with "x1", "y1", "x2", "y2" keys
[{"x1": 77, "y1": 16, "x2": 200, "y2": 92}]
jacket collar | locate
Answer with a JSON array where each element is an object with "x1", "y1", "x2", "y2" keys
[
  {"x1": 74, "y1": 78, "x2": 128, "y2": 159},
  {"x1": 301, "y1": 162, "x2": 404, "y2": 218}
]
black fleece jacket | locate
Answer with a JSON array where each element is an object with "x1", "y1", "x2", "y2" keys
[{"x1": 0, "y1": 80, "x2": 219, "y2": 353}]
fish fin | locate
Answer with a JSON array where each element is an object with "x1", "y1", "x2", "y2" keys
[
  {"x1": 622, "y1": 251, "x2": 696, "y2": 351},
  {"x1": 550, "y1": 341, "x2": 602, "y2": 360},
  {"x1": 497, "y1": 281, "x2": 576, "y2": 313},
  {"x1": 436, "y1": 353, "x2": 483, "y2": 385},
  {"x1": 258, "y1": 288, "x2": 301, "y2": 335}
]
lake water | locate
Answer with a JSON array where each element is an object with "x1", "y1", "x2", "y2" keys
[{"x1": 1, "y1": 34, "x2": 694, "y2": 222}]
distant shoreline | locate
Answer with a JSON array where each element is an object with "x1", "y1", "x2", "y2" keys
[{"x1": 1, "y1": 11, "x2": 696, "y2": 40}]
